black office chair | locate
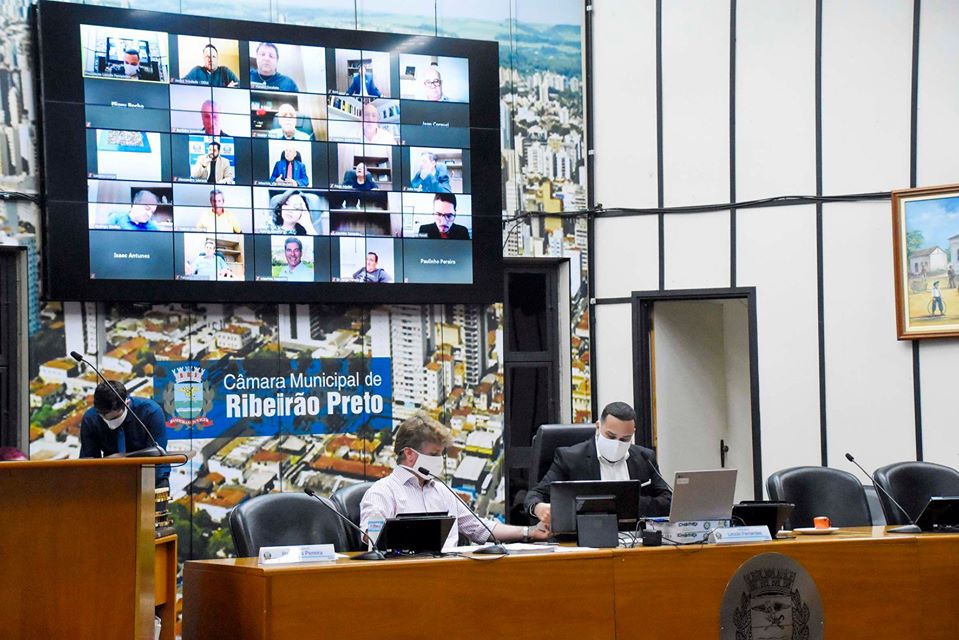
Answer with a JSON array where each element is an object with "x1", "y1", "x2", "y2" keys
[
  {"x1": 873, "y1": 461, "x2": 959, "y2": 525},
  {"x1": 766, "y1": 466, "x2": 873, "y2": 529},
  {"x1": 331, "y1": 481, "x2": 374, "y2": 551},
  {"x1": 529, "y1": 423, "x2": 596, "y2": 487},
  {"x1": 228, "y1": 492, "x2": 350, "y2": 557}
]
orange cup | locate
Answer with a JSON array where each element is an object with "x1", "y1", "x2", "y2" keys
[{"x1": 813, "y1": 516, "x2": 831, "y2": 529}]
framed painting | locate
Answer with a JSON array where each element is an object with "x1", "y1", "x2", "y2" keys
[{"x1": 892, "y1": 183, "x2": 959, "y2": 339}]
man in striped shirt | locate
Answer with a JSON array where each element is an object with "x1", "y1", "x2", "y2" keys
[{"x1": 361, "y1": 414, "x2": 549, "y2": 550}]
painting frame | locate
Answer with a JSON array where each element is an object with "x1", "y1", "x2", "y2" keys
[{"x1": 892, "y1": 183, "x2": 959, "y2": 340}]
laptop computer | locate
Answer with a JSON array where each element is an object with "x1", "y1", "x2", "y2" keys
[
  {"x1": 668, "y1": 469, "x2": 738, "y2": 522},
  {"x1": 915, "y1": 496, "x2": 959, "y2": 532},
  {"x1": 378, "y1": 514, "x2": 455, "y2": 553}
]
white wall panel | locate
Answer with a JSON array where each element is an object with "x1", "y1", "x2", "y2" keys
[
  {"x1": 916, "y1": 0, "x2": 959, "y2": 187},
  {"x1": 594, "y1": 303, "x2": 635, "y2": 415},
  {"x1": 822, "y1": 202, "x2": 914, "y2": 468},
  {"x1": 821, "y1": 0, "x2": 912, "y2": 195},
  {"x1": 919, "y1": 341, "x2": 959, "y2": 468},
  {"x1": 663, "y1": 211, "x2": 730, "y2": 289},
  {"x1": 736, "y1": 205, "x2": 821, "y2": 480},
  {"x1": 736, "y1": 0, "x2": 816, "y2": 200},
  {"x1": 661, "y1": 0, "x2": 730, "y2": 206},
  {"x1": 593, "y1": 215, "x2": 659, "y2": 299},
  {"x1": 592, "y1": 0, "x2": 658, "y2": 208}
]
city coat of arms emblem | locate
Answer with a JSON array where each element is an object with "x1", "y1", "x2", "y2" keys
[{"x1": 720, "y1": 553, "x2": 823, "y2": 640}]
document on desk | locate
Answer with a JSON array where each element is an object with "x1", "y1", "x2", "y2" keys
[{"x1": 443, "y1": 543, "x2": 559, "y2": 555}]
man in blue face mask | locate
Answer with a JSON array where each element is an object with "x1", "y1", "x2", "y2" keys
[
  {"x1": 525, "y1": 402, "x2": 672, "y2": 528},
  {"x1": 79, "y1": 380, "x2": 170, "y2": 487},
  {"x1": 360, "y1": 413, "x2": 549, "y2": 550}
]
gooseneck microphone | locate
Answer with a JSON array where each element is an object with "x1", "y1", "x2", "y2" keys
[
  {"x1": 303, "y1": 488, "x2": 385, "y2": 561},
  {"x1": 417, "y1": 466, "x2": 509, "y2": 555},
  {"x1": 637, "y1": 449, "x2": 673, "y2": 492},
  {"x1": 71, "y1": 350, "x2": 166, "y2": 457},
  {"x1": 845, "y1": 452, "x2": 921, "y2": 534}
]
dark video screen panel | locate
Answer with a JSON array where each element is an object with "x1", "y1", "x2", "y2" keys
[{"x1": 37, "y1": 0, "x2": 502, "y2": 304}]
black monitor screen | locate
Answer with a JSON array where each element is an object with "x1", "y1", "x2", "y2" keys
[{"x1": 38, "y1": 0, "x2": 502, "y2": 304}]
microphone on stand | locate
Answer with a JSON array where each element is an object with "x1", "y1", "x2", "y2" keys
[
  {"x1": 845, "y1": 452, "x2": 921, "y2": 534},
  {"x1": 303, "y1": 489, "x2": 385, "y2": 561},
  {"x1": 70, "y1": 350, "x2": 165, "y2": 457},
  {"x1": 637, "y1": 449, "x2": 673, "y2": 492},
  {"x1": 416, "y1": 466, "x2": 509, "y2": 555}
]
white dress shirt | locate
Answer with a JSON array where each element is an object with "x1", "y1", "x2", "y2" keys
[
  {"x1": 596, "y1": 434, "x2": 631, "y2": 481},
  {"x1": 360, "y1": 465, "x2": 493, "y2": 549}
]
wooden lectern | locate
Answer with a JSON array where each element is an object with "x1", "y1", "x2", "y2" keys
[{"x1": 0, "y1": 456, "x2": 182, "y2": 640}]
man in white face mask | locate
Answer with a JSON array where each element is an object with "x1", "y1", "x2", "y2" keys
[
  {"x1": 79, "y1": 380, "x2": 170, "y2": 486},
  {"x1": 360, "y1": 413, "x2": 549, "y2": 550},
  {"x1": 525, "y1": 402, "x2": 672, "y2": 528}
]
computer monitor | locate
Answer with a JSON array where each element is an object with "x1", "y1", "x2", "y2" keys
[
  {"x1": 378, "y1": 514, "x2": 454, "y2": 553},
  {"x1": 550, "y1": 480, "x2": 641, "y2": 537}
]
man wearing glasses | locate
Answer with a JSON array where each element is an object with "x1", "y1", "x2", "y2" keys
[
  {"x1": 421, "y1": 66, "x2": 448, "y2": 102},
  {"x1": 418, "y1": 193, "x2": 469, "y2": 239},
  {"x1": 79, "y1": 380, "x2": 170, "y2": 486}
]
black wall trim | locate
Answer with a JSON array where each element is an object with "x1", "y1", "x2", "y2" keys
[
  {"x1": 585, "y1": 1, "x2": 598, "y2": 419},
  {"x1": 729, "y1": 0, "x2": 737, "y2": 289},
  {"x1": 656, "y1": 0, "x2": 665, "y2": 291},
  {"x1": 593, "y1": 296, "x2": 632, "y2": 306},
  {"x1": 910, "y1": 0, "x2": 923, "y2": 461},
  {"x1": 631, "y1": 287, "x2": 763, "y2": 499},
  {"x1": 815, "y1": 0, "x2": 827, "y2": 467}
]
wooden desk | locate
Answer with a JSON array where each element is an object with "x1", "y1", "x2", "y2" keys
[
  {"x1": 183, "y1": 528, "x2": 959, "y2": 640},
  {"x1": 154, "y1": 534, "x2": 177, "y2": 640}
]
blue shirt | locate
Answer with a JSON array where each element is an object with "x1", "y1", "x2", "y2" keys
[
  {"x1": 250, "y1": 71, "x2": 299, "y2": 92},
  {"x1": 79, "y1": 397, "x2": 170, "y2": 484},
  {"x1": 106, "y1": 211, "x2": 159, "y2": 231}
]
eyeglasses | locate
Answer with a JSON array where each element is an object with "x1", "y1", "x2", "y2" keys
[
  {"x1": 423, "y1": 79, "x2": 442, "y2": 87},
  {"x1": 434, "y1": 212, "x2": 455, "y2": 220}
]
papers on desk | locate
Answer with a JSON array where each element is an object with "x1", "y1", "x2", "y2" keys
[{"x1": 444, "y1": 543, "x2": 596, "y2": 555}]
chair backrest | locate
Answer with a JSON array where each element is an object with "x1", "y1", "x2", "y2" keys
[
  {"x1": 766, "y1": 466, "x2": 872, "y2": 529},
  {"x1": 228, "y1": 492, "x2": 349, "y2": 557},
  {"x1": 873, "y1": 461, "x2": 959, "y2": 525},
  {"x1": 862, "y1": 485, "x2": 887, "y2": 526},
  {"x1": 529, "y1": 424, "x2": 596, "y2": 488},
  {"x1": 331, "y1": 481, "x2": 374, "y2": 551}
]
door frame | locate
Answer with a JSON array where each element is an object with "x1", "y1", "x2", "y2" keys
[{"x1": 631, "y1": 287, "x2": 762, "y2": 499}]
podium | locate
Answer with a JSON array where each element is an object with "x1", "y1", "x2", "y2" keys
[{"x1": 0, "y1": 456, "x2": 181, "y2": 640}]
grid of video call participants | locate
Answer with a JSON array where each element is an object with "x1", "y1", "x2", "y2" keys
[{"x1": 82, "y1": 24, "x2": 475, "y2": 285}]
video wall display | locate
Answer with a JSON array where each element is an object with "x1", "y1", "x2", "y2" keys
[{"x1": 38, "y1": 1, "x2": 501, "y2": 303}]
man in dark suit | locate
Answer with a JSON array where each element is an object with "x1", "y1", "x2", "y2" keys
[
  {"x1": 418, "y1": 193, "x2": 470, "y2": 239},
  {"x1": 525, "y1": 402, "x2": 672, "y2": 526}
]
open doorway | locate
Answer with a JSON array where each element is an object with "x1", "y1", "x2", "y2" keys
[{"x1": 632, "y1": 288, "x2": 761, "y2": 501}]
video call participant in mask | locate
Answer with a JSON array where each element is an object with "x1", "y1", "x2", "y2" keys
[
  {"x1": 418, "y1": 193, "x2": 469, "y2": 239},
  {"x1": 181, "y1": 44, "x2": 239, "y2": 87},
  {"x1": 360, "y1": 414, "x2": 550, "y2": 549},
  {"x1": 524, "y1": 401, "x2": 672, "y2": 527},
  {"x1": 191, "y1": 141, "x2": 235, "y2": 184},
  {"x1": 106, "y1": 190, "x2": 162, "y2": 230},
  {"x1": 108, "y1": 48, "x2": 158, "y2": 81},
  {"x1": 250, "y1": 42, "x2": 299, "y2": 92},
  {"x1": 79, "y1": 380, "x2": 170, "y2": 486}
]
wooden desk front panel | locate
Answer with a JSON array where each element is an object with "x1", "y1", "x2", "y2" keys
[
  {"x1": 613, "y1": 535, "x2": 921, "y2": 639},
  {"x1": 185, "y1": 551, "x2": 615, "y2": 640}
]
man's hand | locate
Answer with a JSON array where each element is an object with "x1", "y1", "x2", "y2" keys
[
  {"x1": 533, "y1": 502, "x2": 551, "y2": 526},
  {"x1": 528, "y1": 522, "x2": 550, "y2": 541}
]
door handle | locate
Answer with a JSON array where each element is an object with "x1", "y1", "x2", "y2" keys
[{"x1": 720, "y1": 439, "x2": 729, "y2": 468}]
